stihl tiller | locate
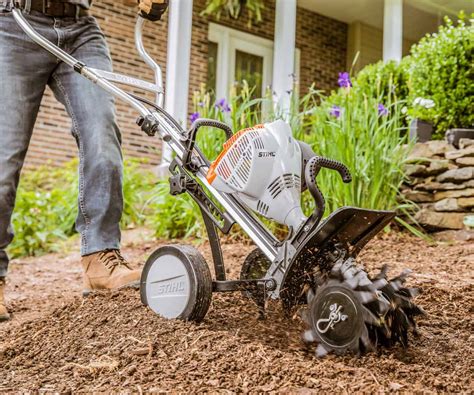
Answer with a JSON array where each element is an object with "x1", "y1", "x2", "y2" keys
[{"x1": 12, "y1": 7, "x2": 423, "y2": 356}]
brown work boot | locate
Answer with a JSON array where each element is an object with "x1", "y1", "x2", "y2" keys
[
  {"x1": 82, "y1": 250, "x2": 141, "y2": 296},
  {"x1": 0, "y1": 277, "x2": 10, "y2": 322}
]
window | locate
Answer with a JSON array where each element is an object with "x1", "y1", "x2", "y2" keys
[
  {"x1": 207, "y1": 23, "x2": 300, "y2": 100},
  {"x1": 207, "y1": 41, "x2": 218, "y2": 92},
  {"x1": 235, "y1": 50, "x2": 264, "y2": 98}
]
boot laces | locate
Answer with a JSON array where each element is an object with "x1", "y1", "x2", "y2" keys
[{"x1": 98, "y1": 250, "x2": 131, "y2": 272}]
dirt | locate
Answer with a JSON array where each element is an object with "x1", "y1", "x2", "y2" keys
[{"x1": 0, "y1": 232, "x2": 473, "y2": 393}]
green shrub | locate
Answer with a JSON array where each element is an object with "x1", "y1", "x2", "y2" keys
[
  {"x1": 9, "y1": 159, "x2": 157, "y2": 258},
  {"x1": 201, "y1": 0, "x2": 265, "y2": 26},
  {"x1": 354, "y1": 59, "x2": 409, "y2": 104},
  {"x1": 145, "y1": 181, "x2": 205, "y2": 240},
  {"x1": 407, "y1": 14, "x2": 474, "y2": 138}
]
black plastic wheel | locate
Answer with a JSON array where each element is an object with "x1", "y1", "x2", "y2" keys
[{"x1": 141, "y1": 244, "x2": 212, "y2": 322}]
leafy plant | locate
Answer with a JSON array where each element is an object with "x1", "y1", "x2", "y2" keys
[
  {"x1": 145, "y1": 181, "x2": 206, "y2": 240},
  {"x1": 406, "y1": 13, "x2": 474, "y2": 138},
  {"x1": 354, "y1": 59, "x2": 410, "y2": 105},
  {"x1": 201, "y1": 0, "x2": 265, "y2": 26},
  {"x1": 9, "y1": 159, "x2": 158, "y2": 258}
]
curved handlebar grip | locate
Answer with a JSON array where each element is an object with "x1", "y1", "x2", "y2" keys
[
  {"x1": 182, "y1": 118, "x2": 234, "y2": 171},
  {"x1": 304, "y1": 156, "x2": 352, "y2": 231},
  {"x1": 307, "y1": 156, "x2": 352, "y2": 184},
  {"x1": 189, "y1": 118, "x2": 233, "y2": 140}
]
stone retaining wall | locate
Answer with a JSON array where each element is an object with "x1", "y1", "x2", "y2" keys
[{"x1": 403, "y1": 139, "x2": 474, "y2": 232}]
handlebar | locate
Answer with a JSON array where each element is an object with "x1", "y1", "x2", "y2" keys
[
  {"x1": 305, "y1": 156, "x2": 352, "y2": 230},
  {"x1": 134, "y1": 17, "x2": 164, "y2": 107}
]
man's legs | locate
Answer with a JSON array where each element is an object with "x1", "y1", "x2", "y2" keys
[
  {"x1": 49, "y1": 16, "x2": 140, "y2": 293},
  {"x1": 49, "y1": 17, "x2": 123, "y2": 255},
  {"x1": 0, "y1": 11, "x2": 59, "y2": 318}
]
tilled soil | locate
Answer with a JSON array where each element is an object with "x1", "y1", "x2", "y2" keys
[{"x1": 0, "y1": 232, "x2": 473, "y2": 392}]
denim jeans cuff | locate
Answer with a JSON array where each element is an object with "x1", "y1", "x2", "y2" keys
[
  {"x1": 0, "y1": 251, "x2": 9, "y2": 278},
  {"x1": 80, "y1": 228, "x2": 121, "y2": 256}
]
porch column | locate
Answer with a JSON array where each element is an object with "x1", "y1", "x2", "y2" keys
[
  {"x1": 272, "y1": 0, "x2": 297, "y2": 119},
  {"x1": 162, "y1": 0, "x2": 193, "y2": 166},
  {"x1": 383, "y1": 0, "x2": 403, "y2": 62}
]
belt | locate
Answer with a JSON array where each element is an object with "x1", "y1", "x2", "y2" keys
[{"x1": 18, "y1": 0, "x2": 90, "y2": 18}]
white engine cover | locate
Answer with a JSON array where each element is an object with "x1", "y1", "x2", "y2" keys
[{"x1": 207, "y1": 120, "x2": 307, "y2": 229}]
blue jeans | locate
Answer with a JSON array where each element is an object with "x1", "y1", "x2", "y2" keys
[{"x1": 0, "y1": 10, "x2": 123, "y2": 277}]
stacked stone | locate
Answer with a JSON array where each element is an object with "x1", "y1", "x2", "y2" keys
[{"x1": 403, "y1": 139, "x2": 474, "y2": 232}]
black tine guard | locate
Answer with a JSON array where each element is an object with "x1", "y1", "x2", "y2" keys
[{"x1": 305, "y1": 156, "x2": 352, "y2": 230}]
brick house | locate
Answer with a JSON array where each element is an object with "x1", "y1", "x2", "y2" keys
[{"x1": 25, "y1": 0, "x2": 466, "y2": 168}]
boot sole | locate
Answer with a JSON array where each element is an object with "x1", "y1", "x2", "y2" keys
[{"x1": 82, "y1": 280, "x2": 140, "y2": 297}]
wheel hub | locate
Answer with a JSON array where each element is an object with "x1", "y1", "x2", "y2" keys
[{"x1": 309, "y1": 284, "x2": 364, "y2": 351}]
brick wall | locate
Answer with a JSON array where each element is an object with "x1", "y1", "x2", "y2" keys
[{"x1": 26, "y1": 1, "x2": 347, "y2": 168}]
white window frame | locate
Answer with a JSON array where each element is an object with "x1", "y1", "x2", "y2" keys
[{"x1": 208, "y1": 23, "x2": 300, "y2": 99}]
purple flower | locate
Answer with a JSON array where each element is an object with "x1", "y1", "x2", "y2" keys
[
  {"x1": 377, "y1": 103, "x2": 389, "y2": 116},
  {"x1": 198, "y1": 101, "x2": 204, "y2": 107},
  {"x1": 215, "y1": 98, "x2": 231, "y2": 113},
  {"x1": 338, "y1": 72, "x2": 352, "y2": 88},
  {"x1": 329, "y1": 105, "x2": 341, "y2": 118},
  {"x1": 190, "y1": 112, "x2": 200, "y2": 123}
]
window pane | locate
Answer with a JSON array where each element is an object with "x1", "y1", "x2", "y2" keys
[
  {"x1": 235, "y1": 50, "x2": 263, "y2": 98},
  {"x1": 207, "y1": 41, "x2": 218, "y2": 93}
]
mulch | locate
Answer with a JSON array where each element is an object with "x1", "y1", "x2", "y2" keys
[{"x1": 0, "y1": 233, "x2": 472, "y2": 392}]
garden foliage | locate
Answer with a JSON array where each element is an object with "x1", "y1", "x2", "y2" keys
[
  {"x1": 407, "y1": 14, "x2": 473, "y2": 137},
  {"x1": 201, "y1": 0, "x2": 264, "y2": 26}
]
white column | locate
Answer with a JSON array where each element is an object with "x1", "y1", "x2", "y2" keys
[
  {"x1": 161, "y1": 0, "x2": 193, "y2": 166},
  {"x1": 383, "y1": 0, "x2": 403, "y2": 63},
  {"x1": 272, "y1": 0, "x2": 297, "y2": 119}
]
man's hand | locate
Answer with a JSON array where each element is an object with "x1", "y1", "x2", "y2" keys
[{"x1": 138, "y1": 0, "x2": 169, "y2": 21}]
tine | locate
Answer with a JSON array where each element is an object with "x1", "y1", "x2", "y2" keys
[
  {"x1": 390, "y1": 279, "x2": 403, "y2": 291},
  {"x1": 299, "y1": 308, "x2": 310, "y2": 323},
  {"x1": 399, "y1": 287, "x2": 420, "y2": 298},
  {"x1": 357, "y1": 291, "x2": 378, "y2": 304},
  {"x1": 360, "y1": 326, "x2": 375, "y2": 352},
  {"x1": 316, "y1": 343, "x2": 329, "y2": 358},
  {"x1": 303, "y1": 329, "x2": 317, "y2": 343},
  {"x1": 345, "y1": 275, "x2": 359, "y2": 289},
  {"x1": 362, "y1": 306, "x2": 380, "y2": 326},
  {"x1": 391, "y1": 269, "x2": 412, "y2": 284},
  {"x1": 371, "y1": 278, "x2": 388, "y2": 290},
  {"x1": 374, "y1": 264, "x2": 388, "y2": 280}
]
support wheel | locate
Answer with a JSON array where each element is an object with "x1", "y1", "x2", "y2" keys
[{"x1": 141, "y1": 245, "x2": 212, "y2": 322}]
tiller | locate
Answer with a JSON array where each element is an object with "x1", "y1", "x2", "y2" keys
[{"x1": 13, "y1": 7, "x2": 423, "y2": 356}]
